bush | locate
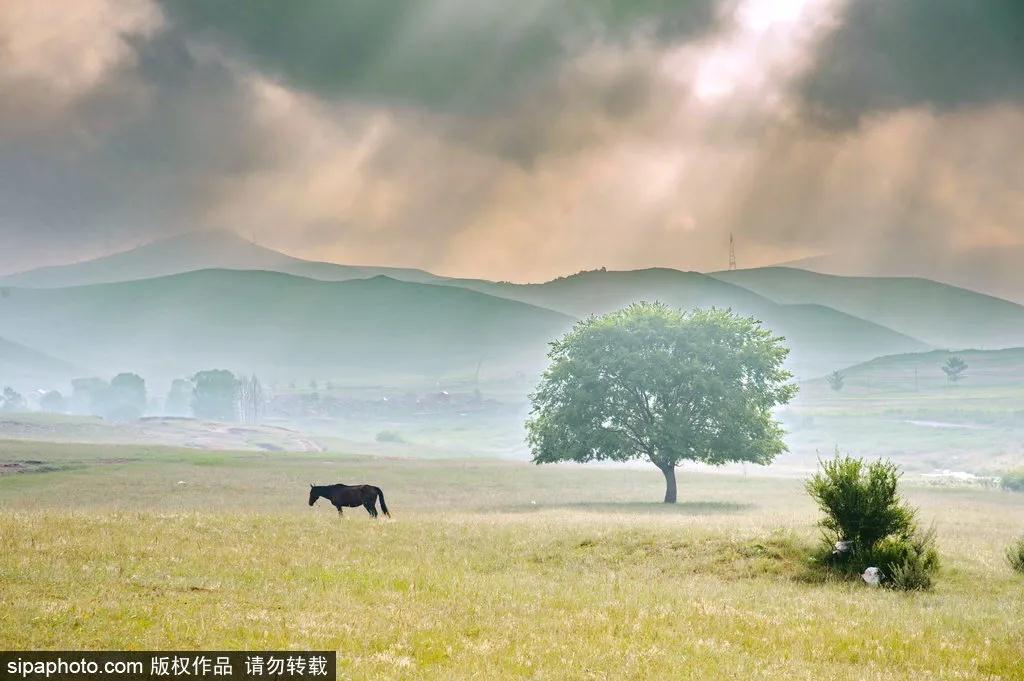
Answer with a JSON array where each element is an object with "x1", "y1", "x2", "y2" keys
[
  {"x1": 807, "y1": 454, "x2": 939, "y2": 590},
  {"x1": 1007, "y1": 537, "x2": 1024, "y2": 575},
  {"x1": 1000, "y1": 470, "x2": 1024, "y2": 492},
  {"x1": 806, "y1": 455, "x2": 916, "y2": 551},
  {"x1": 885, "y1": 526, "x2": 940, "y2": 591}
]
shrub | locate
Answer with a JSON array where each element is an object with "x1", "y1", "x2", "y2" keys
[
  {"x1": 1007, "y1": 537, "x2": 1024, "y2": 575},
  {"x1": 1000, "y1": 470, "x2": 1024, "y2": 492},
  {"x1": 807, "y1": 454, "x2": 939, "y2": 590},
  {"x1": 885, "y1": 526, "x2": 940, "y2": 591},
  {"x1": 806, "y1": 455, "x2": 916, "y2": 551}
]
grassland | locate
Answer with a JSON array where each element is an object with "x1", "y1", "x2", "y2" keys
[{"x1": 1, "y1": 440, "x2": 1023, "y2": 679}]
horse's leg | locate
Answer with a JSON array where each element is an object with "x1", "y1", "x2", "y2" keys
[
  {"x1": 363, "y1": 501, "x2": 377, "y2": 518},
  {"x1": 335, "y1": 503, "x2": 343, "y2": 517}
]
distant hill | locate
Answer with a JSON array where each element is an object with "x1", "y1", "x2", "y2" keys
[
  {"x1": 779, "y1": 246, "x2": 1024, "y2": 305},
  {"x1": 0, "y1": 270, "x2": 573, "y2": 382},
  {"x1": 439, "y1": 268, "x2": 929, "y2": 377},
  {"x1": 807, "y1": 347, "x2": 1024, "y2": 393},
  {"x1": 0, "y1": 336, "x2": 82, "y2": 387},
  {"x1": 711, "y1": 267, "x2": 1024, "y2": 350},
  {"x1": 0, "y1": 230, "x2": 445, "y2": 288}
]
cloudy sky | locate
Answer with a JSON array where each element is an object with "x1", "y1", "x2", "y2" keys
[{"x1": 1, "y1": 0, "x2": 1022, "y2": 282}]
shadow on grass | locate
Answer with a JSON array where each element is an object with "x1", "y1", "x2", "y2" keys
[{"x1": 488, "y1": 500, "x2": 755, "y2": 515}]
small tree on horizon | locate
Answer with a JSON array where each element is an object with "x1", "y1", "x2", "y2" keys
[
  {"x1": 942, "y1": 356, "x2": 967, "y2": 383},
  {"x1": 527, "y1": 303, "x2": 797, "y2": 503},
  {"x1": 827, "y1": 370, "x2": 845, "y2": 392}
]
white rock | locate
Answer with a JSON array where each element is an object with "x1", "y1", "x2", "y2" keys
[{"x1": 862, "y1": 567, "x2": 882, "y2": 586}]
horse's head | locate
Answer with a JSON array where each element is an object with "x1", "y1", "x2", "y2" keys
[{"x1": 308, "y1": 484, "x2": 318, "y2": 506}]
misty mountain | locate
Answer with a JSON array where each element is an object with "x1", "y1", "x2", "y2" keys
[
  {"x1": 711, "y1": 267, "x2": 1024, "y2": 350},
  {"x1": 781, "y1": 246, "x2": 1024, "y2": 306},
  {"x1": 0, "y1": 230, "x2": 445, "y2": 289},
  {"x1": 0, "y1": 270, "x2": 573, "y2": 382},
  {"x1": 438, "y1": 268, "x2": 930, "y2": 376},
  {"x1": 0, "y1": 336, "x2": 83, "y2": 388}
]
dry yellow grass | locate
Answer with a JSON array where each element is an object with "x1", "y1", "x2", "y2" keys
[{"x1": 1, "y1": 441, "x2": 1023, "y2": 679}]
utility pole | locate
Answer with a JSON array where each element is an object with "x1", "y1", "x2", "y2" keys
[{"x1": 729, "y1": 233, "x2": 737, "y2": 271}]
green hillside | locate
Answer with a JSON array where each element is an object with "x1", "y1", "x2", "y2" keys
[
  {"x1": 711, "y1": 267, "x2": 1024, "y2": 349},
  {"x1": 0, "y1": 270, "x2": 573, "y2": 382},
  {"x1": 811, "y1": 347, "x2": 1024, "y2": 392},
  {"x1": 783, "y1": 347, "x2": 1024, "y2": 473},
  {"x1": 0, "y1": 230, "x2": 444, "y2": 288},
  {"x1": 441, "y1": 268, "x2": 929, "y2": 377}
]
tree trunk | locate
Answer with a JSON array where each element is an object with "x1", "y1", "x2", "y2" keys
[{"x1": 660, "y1": 464, "x2": 677, "y2": 504}]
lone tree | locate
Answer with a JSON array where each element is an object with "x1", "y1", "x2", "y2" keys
[
  {"x1": 527, "y1": 303, "x2": 797, "y2": 503},
  {"x1": 827, "y1": 370, "x2": 845, "y2": 392},
  {"x1": 942, "y1": 356, "x2": 967, "y2": 383}
]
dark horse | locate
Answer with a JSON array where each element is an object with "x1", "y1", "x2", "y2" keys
[{"x1": 309, "y1": 483, "x2": 390, "y2": 518}]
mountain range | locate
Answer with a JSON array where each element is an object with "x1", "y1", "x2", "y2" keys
[
  {"x1": 0, "y1": 270, "x2": 572, "y2": 384},
  {"x1": 781, "y1": 245, "x2": 1024, "y2": 305},
  {"x1": 0, "y1": 230, "x2": 444, "y2": 289},
  {"x1": 711, "y1": 267, "x2": 1024, "y2": 350},
  {"x1": 3, "y1": 229, "x2": 1024, "y2": 387}
]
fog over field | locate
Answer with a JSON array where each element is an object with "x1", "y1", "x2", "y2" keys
[{"x1": 2, "y1": 1, "x2": 1023, "y2": 678}]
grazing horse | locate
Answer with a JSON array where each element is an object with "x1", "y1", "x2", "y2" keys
[{"x1": 309, "y1": 483, "x2": 390, "y2": 518}]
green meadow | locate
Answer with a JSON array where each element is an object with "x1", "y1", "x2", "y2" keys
[{"x1": 1, "y1": 440, "x2": 1022, "y2": 679}]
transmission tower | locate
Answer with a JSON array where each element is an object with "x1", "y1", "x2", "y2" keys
[{"x1": 728, "y1": 233, "x2": 737, "y2": 271}]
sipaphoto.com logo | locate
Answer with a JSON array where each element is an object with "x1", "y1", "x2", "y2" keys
[
  {"x1": 6, "y1": 656, "x2": 141, "y2": 679},
  {"x1": 0, "y1": 652, "x2": 336, "y2": 681}
]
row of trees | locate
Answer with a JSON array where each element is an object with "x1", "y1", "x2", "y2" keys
[{"x1": 19, "y1": 370, "x2": 265, "y2": 423}]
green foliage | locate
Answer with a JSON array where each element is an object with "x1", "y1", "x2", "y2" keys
[
  {"x1": 1006, "y1": 537, "x2": 1024, "y2": 575},
  {"x1": 806, "y1": 455, "x2": 917, "y2": 550},
  {"x1": 807, "y1": 454, "x2": 939, "y2": 590},
  {"x1": 165, "y1": 379, "x2": 193, "y2": 417},
  {"x1": 942, "y1": 355, "x2": 967, "y2": 383},
  {"x1": 826, "y1": 370, "x2": 844, "y2": 392},
  {"x1": 527, "y1": 303, "x2": 796, "y2": 502},
  {"x1": 1000, "y1": 470, "x2": 1024, "y2": 492},
  {"x1": 191, "y1": 370, "x2": 240, "y2": 422},
  {"x1": 100, "y1": 372, "x2": 147, "y2": 421},
  {"x1": 883, "y1": 526, "x2": 940, "y2": 591}
]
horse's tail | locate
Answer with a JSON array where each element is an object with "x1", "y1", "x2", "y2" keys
[{"x1": 376, "y1": 487, "x2": 390, "y2": 517}]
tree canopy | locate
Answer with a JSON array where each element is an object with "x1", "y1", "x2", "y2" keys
[
  {"x1": 527, "y1": 303, "x2": 797, "y2": 502},
  {"x1": 192, "y1": 369, "x2": 240, "y2": 421},
  {"x1": 942, "y1": 356, "x2": 967, "y2": 383},
  {"x1": 101, "y1": 372, "x2": 147, "y2": 421}
]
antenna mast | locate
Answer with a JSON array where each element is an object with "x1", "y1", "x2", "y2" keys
[{"x1": 728, "y1": 233, "x2": 737, "y2": 271}]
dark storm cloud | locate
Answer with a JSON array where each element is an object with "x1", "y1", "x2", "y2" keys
[
  {"x1": 157, "y1": 0, "x2": 720, "y2": 112},
  {"x1": 3, "y1": 0, "x2": 1024, "y2": 286},
  {"x1": 0, "y1": 27, "x2": 269, "y2": 268},
  {"x1": 801, "y1": 0, "x2": 1024, "y2": 126}
]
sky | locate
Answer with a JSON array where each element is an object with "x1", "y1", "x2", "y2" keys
[{"x1": 1, "y1": 0, "x2": 1022, "y2": 283}]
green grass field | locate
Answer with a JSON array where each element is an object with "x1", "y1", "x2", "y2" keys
[{"x1": 2, "y1": 440, "x2": 1023, "y2": 679}]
